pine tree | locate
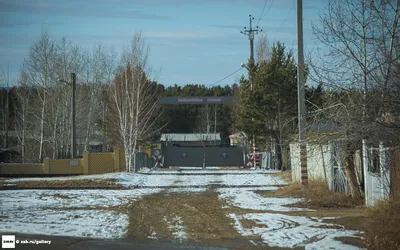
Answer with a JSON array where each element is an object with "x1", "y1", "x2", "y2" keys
[{"x1": 234, "y1": 42, "x2": 298, "y2": 169}]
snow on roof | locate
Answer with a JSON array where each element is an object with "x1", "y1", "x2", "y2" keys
[{"x1": 160, "y1": 133, "x2": 221, "y2": 142}]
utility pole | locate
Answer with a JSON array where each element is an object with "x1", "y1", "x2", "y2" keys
[
  {"x1": 4, "y1": 62, "x2": 10, "y2": 148},
  {"x1": 206, "y1": 104, "x2": 210, "y2": 135},
  {"x1": 241, "y1": 14, "x2": 262, "y2": 169},
  {"x1": 1, "y1": 63, "x2": 10, "y2": 148},
  {"x1": 241, "y1": 15, "x2": 263, "y2": 69},
  {"x1": 214, "y1": 105, "x2": 217, "y2": 145},
  {"x1": 5, "y1": 63, "x2": 9, "y2": 148},
  {"x1": 297, "y1": 0, "x2": 308, "y2": 185},
  {"x1": 71, "y1": 73, "x2": 77, "y2": 159},
  {"x1": 59, "y1": 73, "x2": 77, "y2": 159}
]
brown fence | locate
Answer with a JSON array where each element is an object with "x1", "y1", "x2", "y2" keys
[
  {"x1": 0, "y1": 163, "x2": 44, "y2": 175},
  {"x1": 0, "y1": 148, "x2": 126, "y2": 176}
]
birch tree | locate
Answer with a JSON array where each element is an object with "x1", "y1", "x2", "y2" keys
[
  {"x1": 20, "y1": 29, "x2": 58, "y2": 160},
  {"x1": 80, "y1": 44, "x2": 116, "y2": 153},
  {"x1": 112, "y1": 32, "x2": 163, "y2": 172},
  {"x1": 14, "y1": 82, "x2": 31, "y2": 162},
  {"x1": 50, "y1": 37, "x2": 83, "y2": 158}
]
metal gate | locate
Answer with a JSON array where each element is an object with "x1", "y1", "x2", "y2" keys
[{"x1": 162, "y1": 145, "x2": 245, "y2": 168}]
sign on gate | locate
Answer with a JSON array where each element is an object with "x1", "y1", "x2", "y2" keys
[{"x1": 160, "y1": 96, "x2": 239, "y2": 105}]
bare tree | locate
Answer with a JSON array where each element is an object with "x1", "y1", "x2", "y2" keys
[
  {"x1": 14, "y1": 81, "x2": 31, "y2": 162},
  {"x1": 112, "y1": 32, "x2": 163, "y2": 172},
  {"x1": 256, "y1": 33, "x2": 270, "y2": 64},
  {"x1": 196, "y1": 104, "x2": 213, "y2": 136},
  {"x1": 49, "y1": 37, "x2": 83, "y2": 158},
  {"x1": 78, "y1": 44, "x2": 116, "y2": 154},
  {"x1": 311, "y1": 0, "x2": 400, "y2": 197},
  {"x1": 20, "y1": 28, "x2": 58, "y2": 160}
]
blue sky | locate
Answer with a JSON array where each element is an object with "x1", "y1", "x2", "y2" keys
[{"x1": 0, "y1": 0, "x2": 327, "y2": 87}]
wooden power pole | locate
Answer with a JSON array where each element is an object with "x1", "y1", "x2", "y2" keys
[
  {"x1": 297, "y1": 0, "x2": 308, "y2": 184},
  {"x1": 241, "y1": 14, "x2": 262, "y2": 169},
  {"x1": 241, "y1": 15, "x2": 262, "y2": 66}
]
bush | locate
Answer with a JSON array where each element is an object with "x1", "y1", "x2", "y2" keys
[{"x1": 365, "y1": 198, "x2": 400, "y2": 250}]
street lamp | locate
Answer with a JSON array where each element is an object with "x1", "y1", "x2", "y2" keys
[{"x1": 59, "y1": 73, "x2": 76, "y2": 159}]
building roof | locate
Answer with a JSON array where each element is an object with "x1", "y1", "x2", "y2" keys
[
  {"x1": 160, "y1": 133, "x2": 221, "y2": 142},
  {"x1": 229, "y1": 131, "x2": 247, "y2": 138}
]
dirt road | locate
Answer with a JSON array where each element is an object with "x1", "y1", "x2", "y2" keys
[{"x1": 0, "y1": 170, "x2": 365, "y2": 249}]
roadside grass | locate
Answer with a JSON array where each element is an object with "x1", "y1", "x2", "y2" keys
[
  {"x1": 256, "y1": 177, "x2": 367, "y2": 247},
  {"x1": 364, "y1": 194, "x2": 400, "y2": 250},
  {"x1": 272, "y1": 171, "x2": 292, "y2": 183},
  {"x1": 2, "y1": 179, "x2": 125, "y2": 189},
  {"x1": 259, "y1": 179, "x2": 363, "y2": 209}
]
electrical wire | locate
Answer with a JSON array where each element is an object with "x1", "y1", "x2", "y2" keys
[
  {"x1": 207, "y1": 67, "x2": 243, "y2": 87},
  {"x1": 274, "y1": 0, "x2": 295, "y2": 34},
  {"x1": 258, "y1": 0, "x2": 275, "y2": 24},
  {"x1": 257, "y1": 0, "x2": 268, "y2": 26}
]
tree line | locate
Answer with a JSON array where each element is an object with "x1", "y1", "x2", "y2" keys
[
  {"x1": 0, "y1": 29, "x2": 322, "y2": 170},
  {"x1": 0, "y1": 30, "x2": 241, "y2": 169},
  {"x1": 1, "y1": 0, "x2": 399, "y2": 176}
]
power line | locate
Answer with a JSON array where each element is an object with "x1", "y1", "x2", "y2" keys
[
  {"x1": 258, "y1": 0, "x2": 275, "y2": 24},
  {"x1": 274, "y1": 0, "x2": 295, "y2": 34},
  {"x1": 256, "y1": 0, "x2": 268, "y2": 26},
  {"x1": 207, "y1": 68, "x2": 243, "y2": 87}
]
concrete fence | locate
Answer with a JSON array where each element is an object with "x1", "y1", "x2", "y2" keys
[
  {"x1": 291, "y1": 141, "x2": 350, "y2": 193},
  {"x1": 291, "y1": 140, "x2": 400, "y2": 206},
  {"x1": 0, "y1": 148, "x2": 125, "y2": 176},
  {"x1": 290, "y1": 143, "x2": 332, "y2": 185},
  {"x1": 363, "y1": 140, "x2": 393, "y2": 207}
]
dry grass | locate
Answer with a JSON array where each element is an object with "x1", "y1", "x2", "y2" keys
[
  {"x1": 240, "y1": 218, "x2": 267, "y2": 229},
  {"x1": 272, "y1": 171, "x2": 292, "y2": 183},
  {"x1": 259, "y1": 179, "x2": 363, "y2": 209},
  {"x1": 3, "y1": 179, "x2": 125, "y2": 189},
  {"x1": 364, "y1": 197, "x2": 400, "y2": 250},
  {"x1": 364, "y1": 161, "x2": 400, "y2": 250}
]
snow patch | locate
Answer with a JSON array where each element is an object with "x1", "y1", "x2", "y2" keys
[
  {"x1": 0, "y1": 188, "x2": 161, "y2": 239},
  {"x1": 218, "y1": 187, "x2": 310, "y2": 212},
  {"x1": 5, "y1": 171, "x2": 286, "y2": 188},
  {"x1": 0, "y1": 189, "x2": 162, "y2": 209},
  {"x1": 0, "y1": 209, "x2": 128, "y2": 239},
  {"x1": 163, "y1": 215, "x2": 187, "y2": 242},
  {"x1": 167, "y1": 187, "x2": 208, "y2": 193},
  {"x1": 229, "y1": 213, "x2": 363, "y2": 250},
  {"x1": 147, "y1": 227, "x2": 158, "y2": 240}
]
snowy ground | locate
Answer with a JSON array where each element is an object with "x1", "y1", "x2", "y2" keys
[
  {"x1": 0, "y1": 170, "x2": 364, "y2": 249},
  {"x1": 4, "y1": 170, "x2": 286, "y2": 187}
]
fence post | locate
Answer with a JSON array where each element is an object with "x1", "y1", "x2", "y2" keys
[
  {"x1": 320, "y1": 144, "x2": 328, "y2": 184},
  {"x1": 328, "y1": 141, "x2": 334, "y2": 191},
  {"x1": 114, "y1": 148, "x2": 120, "y2": 172},
  {"x1": 379, "y1": 142, "x2": 390, "y2": 200},
  {"x1": 83, "y1": 151, "x2": 89, "y2": 174},
  {"x1": 362, "y1": 139, "x2": 368, "y2": 206},
  {"x1": 290, "y1": 143, "x2": 296, "y2": 182},
  {"x1": 43, "y1": 158, "x2": 50, "y2": 174}
]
